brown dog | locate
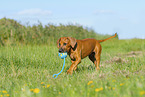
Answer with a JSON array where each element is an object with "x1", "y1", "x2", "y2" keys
[{"x1": 57, "y1": 33, "x2": 117, "y2": 74}]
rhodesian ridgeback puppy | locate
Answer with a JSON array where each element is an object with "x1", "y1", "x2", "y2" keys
[{"x1": 57, "y1": 33, "x2": 117, "y2": 74}]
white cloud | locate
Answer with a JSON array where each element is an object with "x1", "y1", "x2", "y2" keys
[
  {"x1": 17, "y1": 9, "x2": 52, "y2": 16},
  {"x1": 94, "y1": 10, "x2": 115, "y2": 15}
]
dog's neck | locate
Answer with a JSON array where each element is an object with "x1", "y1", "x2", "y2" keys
[{"x1": 68, "y1": 42, "x2": 77, "y2": 55}]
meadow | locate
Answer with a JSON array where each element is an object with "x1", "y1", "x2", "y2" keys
[{"x1": 0, "y1": 38, "x2": 145, "y2": 97}]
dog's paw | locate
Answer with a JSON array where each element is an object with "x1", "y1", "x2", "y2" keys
[
  {"x1": 96, "y1": 67, "x2": 100, "y2": 71},
  {"x1": 66, "y1": 70, "x2": 73, "y2": 75}
]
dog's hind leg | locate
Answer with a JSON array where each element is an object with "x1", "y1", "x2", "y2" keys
[{"x1": 89, "y1": 47, "x2": 102, "y2": 71}]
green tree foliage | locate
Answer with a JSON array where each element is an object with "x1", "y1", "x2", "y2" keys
[{"x1": 0, "y1": 18, "x2": 117, "y2": 46}]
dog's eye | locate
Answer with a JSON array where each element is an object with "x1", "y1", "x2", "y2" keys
[
  {"x1": 59, "y1": 43, "x2": 61, "y2": 46},
  {"x1": 63, "y1": 43, "x2": 67, "y2": 46}
]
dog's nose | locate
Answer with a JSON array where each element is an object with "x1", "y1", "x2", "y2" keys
[{"x1": 59, "y1": 48, "x2": 63, "y2": 53}]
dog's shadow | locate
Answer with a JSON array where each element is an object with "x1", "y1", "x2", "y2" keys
[{"x1": 65, "y1": 64, "x2": 95, "y2": 73}]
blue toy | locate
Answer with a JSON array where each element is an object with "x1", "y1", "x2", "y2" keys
[{"x1": 53, "y1": 52, "x2": 67, "y2": 79}]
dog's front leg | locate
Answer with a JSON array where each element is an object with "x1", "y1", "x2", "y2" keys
[{"x1": 67, "y1": 58, "x2": 81, "y2": 75}]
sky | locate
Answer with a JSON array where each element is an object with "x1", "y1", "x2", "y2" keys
[{"x1": 0, "y1": 0, "x2": 145, "y2": 39}]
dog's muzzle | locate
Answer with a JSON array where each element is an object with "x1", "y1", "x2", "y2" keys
[{"x1": 59, "y1": 48, "x2": 64, "y2": 53}]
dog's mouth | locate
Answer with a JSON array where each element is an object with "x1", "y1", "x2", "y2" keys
[{"x1": 58, "y1": 48, "x2": 67, "y2": 53}]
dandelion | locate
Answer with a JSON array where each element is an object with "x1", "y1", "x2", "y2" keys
[
  {"x1": 108, "y1": 87, "x2": 111, "y2": 90},
  {"x1": 95, "y1": 88, "x2": 100, "y2": 92},
  {"x1": 120, "y1": 83, "x2": 124, "y2": 86},
  {"x1": 91, "y1": 85, "x2": 94, "y2": 88},
  {"x1": 87, "y1": 81, "x2": 93, "y2": 85},
  {"x1": 30, "y1": 89, "x2": 34, "y2": 92},
  {"x1": 2, "y1": 91, "x2": 7, "y2": 93},
  {"x1": 33, "y1": 88, "x2": 40, "y2": 93},
  {"x1": 0, "y1": 95, "x2": 3, "y2": 97},
  {"x1": 24, "y1": 84, "x2": 27, "y2": 86},
  {"x1": 108, "y1": 87, "x2": 115, "y2": 90},
  {"x1": 99, "y1": 87, "x2": 103, "y2": 91},
  {"x1": 4, "y1": 94, "x2": 10, "y2": 96},
  {"x1": 47, "y1": 84, "x2": 50, "y2": 88},
  {"x1": 21, "y1": 88, "x2": 25, "y2": 92},
  {"x1": 140, "y1": 91, "x2": 145, "y2": 96},
  {"x1": 41, "y1": 82, "x2": 44, "y2": 84},
  {"x1": 95, "y1": 87, "x2": 103, "y2": 92},
  {"x1": 59, "y1": 92, "x2": 61, "y2": 94}
]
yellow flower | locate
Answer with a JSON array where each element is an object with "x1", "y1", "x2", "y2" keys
[
  {"x1": 91, "y1": 85, "x2": 94, "y2": 88},
  {"x1": 95, "y1": 88, "x2": 100, "y2": 92},
  {"x1": 108, "y1": 87, "x2": 111, "y2": 90},
  {"x1": 108, "y1": 87, "x2": 115, "y2": 90},
  {"x1": 99, "y1": 87, "x2": 103, "y2": 91},
  {"x1": 24, "y1": 84, "x2": 27, "y2": 86},
  {"x1": 59, "y1": 92, "x2": 61, "y2": 94},
  {"x1": 21, "y1": 88, "x2": 25, "y2": 92},
  {"x1": 41, "y1": 82, "x2": 44, "y2": 84},
  {"x1": 33, "y1": 88, "x2": 40, "y2": 93},
  {"x1": 0, "y1": 95, "x2": 3, "y2": 97},
  {"x1": 140, "y1": 91, "x2": 145, "y2": 95},
  {"x1": 43, "y1": 86, "x2": 45, "y2": 88},
  {"x1": 4, "y1": 94, "x2": 10, "y2": 96},
  {"x1": 2, "y1": 91, "x2": 7, "y2": 93},
  {"x1": 47, "y1": 84, "x2": 50, "y2": 88},
  {"x1": 95, "y1": 87, "x2": 103, "y2": 92},
  {"x1": 112, "y1": 80, "x2": 116, "y2": 82},
  {"x1": 120, "y1": 83, "x2": 124, "y2": 86},
  {"x1": 87, "y1": 81, "x2": 93, "y2": 85},
  {"x1": 30, "y1": 89, "x2": 34, "y2": 92}
]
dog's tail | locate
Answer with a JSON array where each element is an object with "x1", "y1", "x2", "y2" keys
[{"x1": 98, "y1": 33, "x2": 117, "y2": 43}]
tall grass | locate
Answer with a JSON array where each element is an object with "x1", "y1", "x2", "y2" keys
[
  {"x1": 0, "y1": 18, "x2": 116, "y2": 46},
  {"x1": 0, "y1": 39, "x2": 145, "y2": 97}
]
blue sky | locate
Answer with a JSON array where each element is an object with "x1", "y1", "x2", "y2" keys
[{"x1": 0, "y1": 0, "x2": 145, "y2": 39}]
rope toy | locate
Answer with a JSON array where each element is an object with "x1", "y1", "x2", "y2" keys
[{"x1": 53, "y1": 52, "x2": 67, "y2": 79}]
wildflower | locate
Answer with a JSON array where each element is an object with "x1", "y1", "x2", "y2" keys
[
  {"x1": 30, "y1": 89, "x2": 34, "y2": 92},
  {"x1": 112, "y1": 80, "x2": 116, "y2": 82},
  {"x1": 2, "y1": 91, "x2": 7, "y2": 93},
  {"x1": 120, "y1": 83, "x2": 124, "y2": 86},
  {"x1": 33, "y1": 88, "x2": 40, "y2": 93},
  {"x1": 108, "y1": 87, "x2": 115, "y2": 90},
  {"x1": 95, "y1": 87, "x2": 103, "y2": 92},
  {"x1": 47, "y1": 84, "x2": 50, "y2": 88},
  {"x1": 87, "y1": 81, "x2": 93, "y2": 85},
  {"x1": 21, "y1": 88, "x2": 25, "y2": 92},
  {"x1": 4, "y1": 94, "x2": 10, "y2": 96},
  {"x1": 43, "y1": 86, "x2": 45, "y2": 88},
  {"x1": 108, "y1": 87, "x2": 111, "y2": 90},
  {"x1": 41, "y1": 82, "x2": 44, "y2": 84},
  {"x1": 140, "y1": 91, "x2": 145, "y2": 96},
  {"x1": 0, "y1": 95, "x2": 3, "y2": 97},
  {"x1": 59, "y1": 92, "x2": 61, "y2": 94},
  {"x1": 24, "y1": 84, "x2": 27, "y2": 86},
  {"x1": 91, "y1": 85, "x2": 94, "y2": 88},
  {"x1": 99, "y1": 87, "x2": 103, "y2": 91},
  {"x1": 95, "y1": 88, "x2": 100, "y2": 92}
]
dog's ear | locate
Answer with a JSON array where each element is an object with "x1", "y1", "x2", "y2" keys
[
  {"x1": 57, "y1": 38, "x2": 61, "y2": 48},
  {"x1": 67, "y1": 37, "x2": 76, "y2": 48}
]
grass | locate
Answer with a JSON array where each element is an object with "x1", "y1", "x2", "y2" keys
[{"x1": 0, "y1": 39, "x2": 145, "y2": 97}]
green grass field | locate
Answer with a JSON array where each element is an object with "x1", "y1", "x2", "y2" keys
[{"x1": 0, "y1": 39, "x2": 145, "y2": 97}]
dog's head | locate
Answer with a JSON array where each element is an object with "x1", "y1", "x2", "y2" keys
[{"x1": 57, "y1": 37, "x2": 77, "y2": 53}]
